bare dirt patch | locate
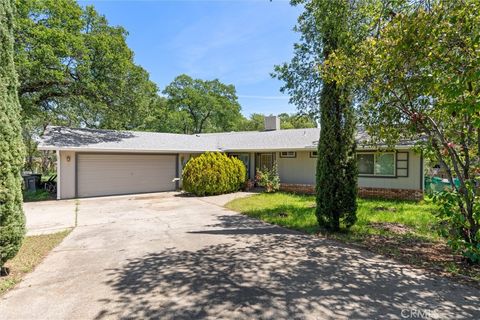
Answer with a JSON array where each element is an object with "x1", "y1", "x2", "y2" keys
[{"x1": 368, "y1": 222, "x2": 413, "y2": 235}]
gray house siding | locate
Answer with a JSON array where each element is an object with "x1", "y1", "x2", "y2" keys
[
  {"x1": 277, "y1": 151, "x2": 316, "y2": 185},
  {"x1": 276, "y1": 150, "x2": 422, "y2": 191}
]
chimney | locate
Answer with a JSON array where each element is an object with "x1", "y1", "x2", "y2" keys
[{"x1": 264, "y1": 115, "x2": 280, "y2": 131}]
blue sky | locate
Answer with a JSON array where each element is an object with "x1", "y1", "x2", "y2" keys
[{"x1": 78, "y1": 0, "x2": 302, "y2": 116}]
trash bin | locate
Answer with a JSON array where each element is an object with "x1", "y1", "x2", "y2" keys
[{"x1": 22, "y1": 174, "x2": 42, "y2": 192}]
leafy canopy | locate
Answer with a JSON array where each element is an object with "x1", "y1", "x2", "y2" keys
[
  {"x1": 15, "y1": 0, "x2": 159, "y2": 130},
  {"x1": 163, "y1": 74, "x2": 242, "y2": 134},
  {"x1": 324, "y1": 0, "x2": 480, "y2": 261}
]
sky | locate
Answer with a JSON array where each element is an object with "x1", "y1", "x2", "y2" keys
[{"x1": 78, "y1": 0, "x2": 302, "y2": 117}]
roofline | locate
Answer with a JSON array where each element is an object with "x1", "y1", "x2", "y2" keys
[
  {"x1": 37, "y1": 146, "x2": 216, "y2": 153},
  {"x1": 39, "y1": 144, "x2": 414, "y2": 153}
]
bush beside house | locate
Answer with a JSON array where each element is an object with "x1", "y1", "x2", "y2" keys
[
  {"x1": 182, "y1": 152, "x2": 246, "y2": 196},
  {"x1": 256, "y1": 164, "x2": 280, "y2": 193}
]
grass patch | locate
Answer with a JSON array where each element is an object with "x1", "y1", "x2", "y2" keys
[
  {"x1": 0, "y1": 230, "x2": 71, "y2": 295},
  {"x1": 226, "y1": 192, "x2": 480, "y2": 284},
  {"x1": 23, "y1": 189, "x2": 53, "y2": 202}
]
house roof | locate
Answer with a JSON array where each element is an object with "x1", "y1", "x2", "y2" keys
[{"x1": 37, "y1": 126, "x2": 416, "y2": 153}]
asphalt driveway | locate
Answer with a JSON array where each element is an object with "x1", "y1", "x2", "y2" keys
[{"x1": 1, "y1": 193, "x2": 479, "y2": 319}]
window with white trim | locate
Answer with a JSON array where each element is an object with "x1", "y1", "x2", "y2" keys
[
  {"x1": 280, "y1": 151, "x2": 296, "y2": 158},
  {"x1": 357, "y1": 152, "x2": 395, "y2": 176},
  {"x1": 310, "y1": 151, "x2": 318, "y2": 158}
]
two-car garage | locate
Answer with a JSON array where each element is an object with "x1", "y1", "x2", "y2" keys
[{"x1": 60, "y1": 153, "x2": 178, "y2": 198}]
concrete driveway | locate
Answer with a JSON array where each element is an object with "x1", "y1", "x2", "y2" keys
[
  {"x1": 24, "y1": 199, "x2": 76, "y2": 236},
  {"x1": 1, "y1": 193, "x2": 479, "y2": 319}
]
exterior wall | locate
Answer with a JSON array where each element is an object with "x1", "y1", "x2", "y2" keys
[
  {"x1": 277, "y1": 150, "x2": 422, "y2": 191},
  {"x1": 59, "y1": 151, "x2": 76, "y2": 199},
  {"x1": 57, "y1": 148, "x2": 422, "y2": 200},
  {"x1": 277, "y1": 151, "x2": 316, "y2": 185},
  {"x1": 178, "y1": 153, "x2": 193, "y2": 188},
  {"x1": 277, "y1": 149, "x2": 424, "y2": 201}
]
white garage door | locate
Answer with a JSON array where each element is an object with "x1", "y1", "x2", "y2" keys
[{"x1": 77, "y1": 154, "x2": 177, "y2": 198}]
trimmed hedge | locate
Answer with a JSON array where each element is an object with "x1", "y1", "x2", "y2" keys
[{"x1": 182, "y1": 152, "x2": 246, "y2": 196}]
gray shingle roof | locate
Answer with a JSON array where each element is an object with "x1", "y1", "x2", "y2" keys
[{"x1": 38, "y1": 126, "x2": 416, "y2": 153}]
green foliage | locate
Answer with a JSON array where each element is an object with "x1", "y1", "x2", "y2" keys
[
  {"x1": 23, "y1": 189, "x2": 51, "y2": 202},
  {"x1": 226, "y1": 193, "x2": 439, "y2": 239},
  {"x1": 324, "y1": 0, "x2": 480, "y2": 261},
  {"x1": 16, "y1": 0, "x2": 160, "y2": 129},
  {"x1": 0, "y1": 0, "x2": 26, "y2": 268},
  {"x1": 236, "y1": 113, "x2": 317, "y2": 131},
  {"x1": 234, "y1": 113, "x2": 267, "y2": 131},
  {"x1": 273, "y1": 0, "x2": 378, "y2": 118},
  {"x1": 163, "y1": 74, "x2": 242, "y2": 134},
  {"x1": 255, "y1": 164, "x2": 280, "y2": 193},
  {"x1": 278, "y1": 113, "x2": 316, "y2": 129},
  {"x1": 15, "y1": 0, "x2": 160, "y2": 161},
  {"x1": 433, "y1": 184, "x2": 480, "y2": 263},
  {"x1": 277, "y1": 0, "x2": 362, "y2": 230},
  {"x1": 182, "y1": 152, "x2": 246, "y2": 196},
  {"x1": 316, "y1": 81, "x2": 357, "y2": 231}
]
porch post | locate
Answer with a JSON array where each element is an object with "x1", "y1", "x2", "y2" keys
[{"x1": 56, "y1": 150, "x2": 61, "y2": 200}]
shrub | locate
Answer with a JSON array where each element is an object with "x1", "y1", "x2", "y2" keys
[
  {"x1": 433, "y1": 184, "x2": 480, "y2": 263},
  {"x1": 182, "y1": 152, "x2": 246, "y2": 196},
  {"x1": 0, "y1": 0, "x2": 26, "y2": 269},
  {"x1": 255, "y1": 163, "x2": 280, "y2": 193}
]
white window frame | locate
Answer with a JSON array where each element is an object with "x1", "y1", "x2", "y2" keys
[
  {"x1": 310, "y1": 151, "x2": 318, "y2": 158},
  {"x1": 357, "y1": 152, "x2": 396, "y2": 177},
  {"x1": 280, "y1": 151, "x2": 296, "y2": 158}
]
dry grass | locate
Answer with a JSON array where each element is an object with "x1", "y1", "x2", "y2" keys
[{"x1": 0, "y1": 230, "x2": 71, "y2": 295}]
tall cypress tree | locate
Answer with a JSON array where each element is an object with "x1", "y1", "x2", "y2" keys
[
  {"x1": 274, "y1": 0, "x2": 362, "y2": 231},
  {"x1": 316, "y1": 83, "x2": 357, "y2": 231},
  {"x1": 314, "y1": 1, "x2": 357, "y2": 231},
  {"x1": 0, "y1": 0, "x2": 26, "y2": 269}
]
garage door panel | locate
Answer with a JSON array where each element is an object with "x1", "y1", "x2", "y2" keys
[{"x1": 77, "y1": 154, "x2": 176, "y2": 197}]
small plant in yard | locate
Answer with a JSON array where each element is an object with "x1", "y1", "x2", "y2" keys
[
  {"x1": 255, "y1": 164, "x2": 280, "y2": 193},
  {"x1": 182, "y1": 152, "x2": 246, "y2": 196}
]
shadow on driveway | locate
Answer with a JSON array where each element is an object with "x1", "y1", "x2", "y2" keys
[{"x1": 97, "y1": 215, "x2": 480, "y2": 319}]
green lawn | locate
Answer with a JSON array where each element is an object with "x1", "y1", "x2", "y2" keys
[
  {"x1": 226, "y1": 192, "x2": 438, "y2": 238},
  {"x1": 226, "y1": 193, "x2": 480, "y2": 282},
  {"x1": 0, "y1": 230, "x2": 71, "y2": 295}
]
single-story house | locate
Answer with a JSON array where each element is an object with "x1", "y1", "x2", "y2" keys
[{"x1": 38, "y1": 116, "x2": 424, "y2": 201}]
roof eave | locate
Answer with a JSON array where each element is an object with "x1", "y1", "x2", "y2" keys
[{"x1": 37, "y1": 146, "x2": 218, "y2": 153}]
